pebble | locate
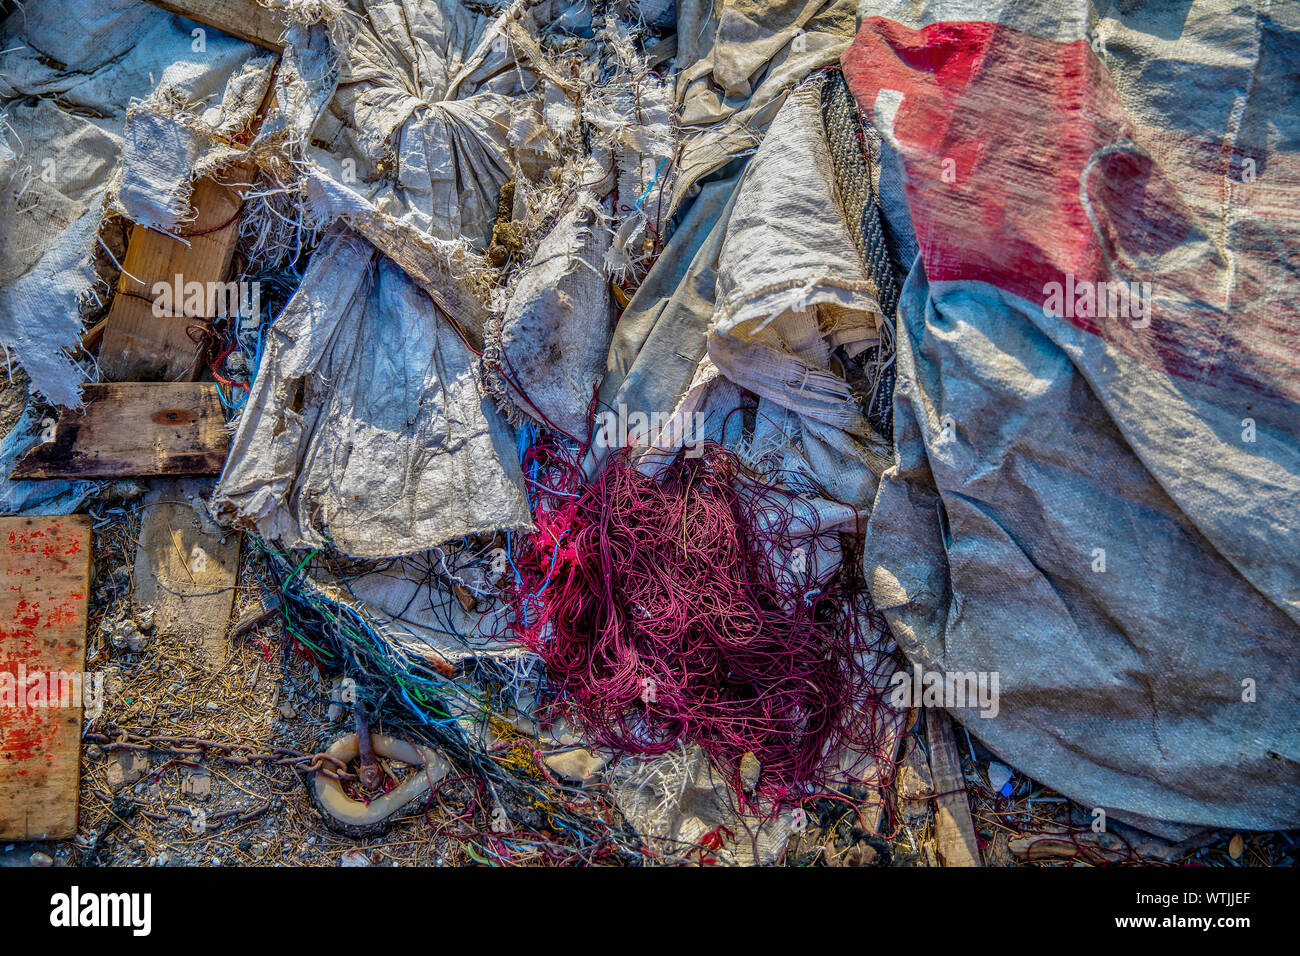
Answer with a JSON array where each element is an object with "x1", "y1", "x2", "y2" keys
[
  {"x1": 30, "y1": 851, "x2": 53, "y2": 867},
  {"x1": 180, "y1": 767, "x2": 213, "y2": 801},
  {"x1": 739, "y1": 751, "x2": 761, "y2": 793},
  {"x1": 986, "y1": 761, "x2": 1015, "y2": 796},
  {"x1": 107, "y1": 751, "x2": 149, "y2": 791},
  {"x1": 1228, "y1": 833, "x2": 1245, "y2": 859}
]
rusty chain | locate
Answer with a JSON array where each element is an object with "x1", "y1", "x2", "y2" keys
[{"x1": 85, "y1": 724, "x2": 358, "y2": 781}]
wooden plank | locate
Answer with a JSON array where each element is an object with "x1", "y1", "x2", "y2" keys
[
  {"x1": 0, "y1": 516, "x2": 92, "y2": 840},
  {"x1": 11, "y1": 383, "x2": 230, "y2": 480},
  {"x1": 141, "y1": 0, "x2": 286, "y2": 51},
  {"x1": 134, "y1": 479, "x2": 240, "y2": 669},
  {"x1": 925, "y1": 709, "x2": 982, "y2": 867},
  {"x1": 98, "y1": 175, "x2": 248, "y2": 382}
]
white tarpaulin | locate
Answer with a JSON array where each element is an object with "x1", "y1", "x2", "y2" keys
[
  {"x1": 214, "y1": 228, "x2": 532, "y2": 557},
  {"x1": 0, "y1": 0, "x2": 271, "y2": 406}
]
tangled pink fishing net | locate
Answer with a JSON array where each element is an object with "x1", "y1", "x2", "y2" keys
[{"x1": 505, "y1": 440, "x2": 892, "y2": 803}]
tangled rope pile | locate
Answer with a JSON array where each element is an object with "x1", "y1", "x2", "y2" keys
[{"x1": 506, "y1": 440, "x2": 890, "y2": 804}]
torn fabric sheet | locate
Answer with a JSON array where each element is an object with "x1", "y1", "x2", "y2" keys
[
  {"x1": 705, "y1": 77, "x2": 886, "y2": 507},
  {"x1": 845, "y1": 2, "x2": 1300, "y2": 829},
  {"x1": 213, "y1": 229, "x2": 532, "y2": 558},
  {"x1": 0, "y1": 0, "x2": 273, "y2": 404},
  {"x1": 485, "y1": 187, "x2": 613, "y2": 436},
  {"x1": 591, "y1": 0, "x2": 875, "y2": 467},
  {"x1": 596, "y1": 172, "x2": 742, "y2": 466},
  {"x1": 0, "y1": 99, "x2": 121, "y2": 407},
  {"x1": 583, "y1": 17, "x2": 675, "y2": 278},
  {"x1": 0, "y1": 0, "x2": 153, "y2": 73},
  {"x1": 662, "y1": 0, "x2": 858, "y2": 222},
  {"x1": 597, "y1": 76, "x2": 889, "y2": 507},
  {"x1": 1, "y1": 1, "x2": 268, "y2": 128},
  {"x1": 269, "y1": 0, "x2": 562, "y2": 253},
  {"x1": 255, "y1": 1, "x2": 683, "y2": 433},
  {"x1": 116, "y1": 54, "x2": 276, "y2": 233}
]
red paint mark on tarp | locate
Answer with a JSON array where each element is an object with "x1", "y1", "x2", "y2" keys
[{"x1": 841, "y1": 16, "x2": 1300, "y2": 402}]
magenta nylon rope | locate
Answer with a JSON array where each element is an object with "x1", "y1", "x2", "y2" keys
[{"x1": 502, "y1": 439, "x2": 893, "y2": 806}]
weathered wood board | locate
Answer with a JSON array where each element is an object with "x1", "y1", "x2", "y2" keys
[
  {"x1": 11, "y1": 383, "x2": 230, "y2": 480},
  {"x1": 134, "y1": 480, "x2": 240, "y2": 669},
  {"x1": 926, "y1": 709, "x2": 983, "y2": 866},
  {"x1": 97, "y1": 176, "x2": 248, "y2": 383},
  {"x1": 0, "y1": 516, "x2": 92, "y2": 840},
  {"x1": 142, "y1": 0, "x2": 286, "y2": 51}
]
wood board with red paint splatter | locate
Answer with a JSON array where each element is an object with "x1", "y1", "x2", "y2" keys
[{"x1": 0, "y1": 516, "x2": 91, "y2": 840}]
